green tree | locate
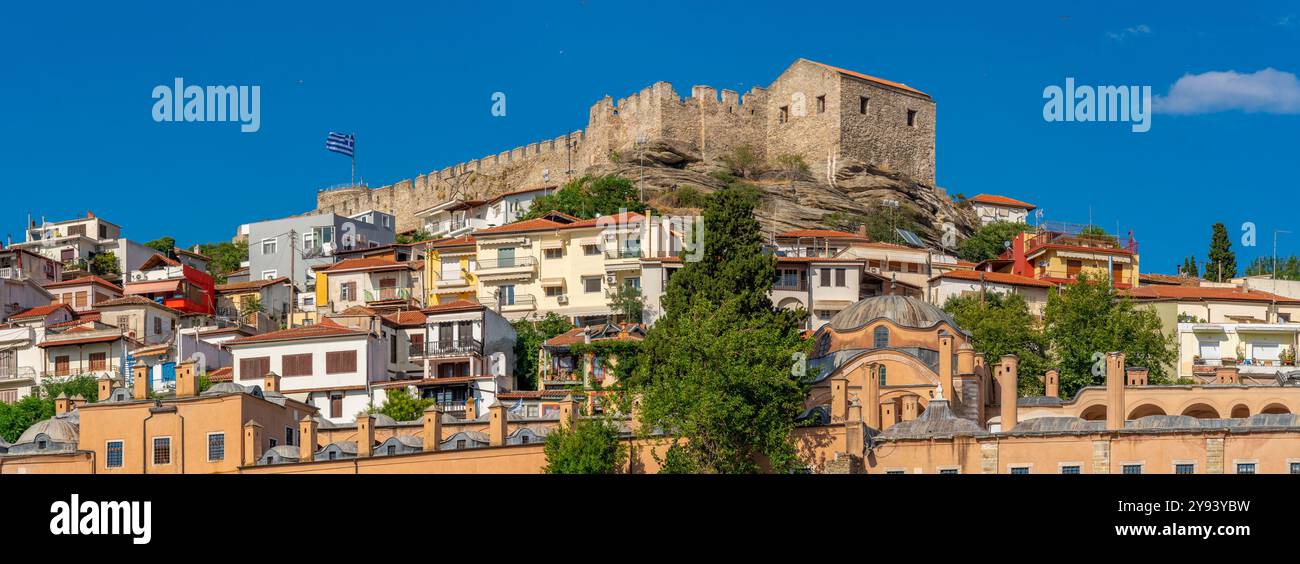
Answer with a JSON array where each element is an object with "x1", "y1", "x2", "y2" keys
[
  {"x1": 521, "y1": 174, "x2": 646, "y2": 220},
  {"x1": 957, "y1": 221, "x2": 1032, "y2": 262},
  {"x1": 239, "y1": 295, "x2": 263, "y2": 318},
  {"x1": 89, "y1": 252, "x2": 121, "y2": 277},
  {"x1": 1181, "y1": 255, "x2": 1200, "y2": 278},
  {"x1": 542, "y1": 417, "x2": 627, "y2": 474},
  {"x1": 375, "y1": 387, "x2": 435, "y2": 421},
  {"x1": 397, "y1": 230, "x2": 434, "y2": 244},
  {"x1": 197, "y1": 240, "x2": 249, "y2": 284},
  {"x1": 1043, "y1": 272, "x2": 1177, "y2": 398},
  {"x1": 635, "y1": 182, "x2": 810, "y2": 473},
  {"x1": 942, "y1": 292, "x2": 1049, "y2": 396},
  {"x1": 144, "y1": 237, "x2": 176, "y2": 256},
  {"x1": 605, "y1": 282, "x2": 644, "y2": 324},
  {"x1": 719, "y1": 144, "x2": 764, "y2": 179},
  {"x1": 1245, "y1": 255, "x2": 1300, "y2": 280},
  {"x1": 1203, "y1": 223, "x2": 1237, "y2": 282},
  {"x1": 0, "y1": 375, "x2": 100, "y2": 443},
  {"x1": 512, "y1": 313, "x2": 575, "y2": 390}
]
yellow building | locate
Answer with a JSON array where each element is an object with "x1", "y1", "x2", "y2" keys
[
  {"x1": 987, "y1": 222, "x2": 1140, "y2": 289},
  {"x1": 424, "y1": 235, "x2": 478, "y2": 306}
]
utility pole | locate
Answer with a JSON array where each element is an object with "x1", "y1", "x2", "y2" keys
[{"x1": 289, "y1": 229, "x2": 297, "y2": 327}]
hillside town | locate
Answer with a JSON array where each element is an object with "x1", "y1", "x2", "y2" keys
[{"x1": 3, "y1": 59, "x2": 1300, "y2": 476}]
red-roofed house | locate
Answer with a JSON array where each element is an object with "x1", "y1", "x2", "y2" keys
[
  {"x1": 967, "y1": 194, "x2": 1037, "y2": 226},
  {"x1": 123, "y1": 253, "x2": 216, "y2": 315},
  {"x1": 927, "y1": 269, "x2": 1053, "y2": 316},
  {"x1": 413, "y1": 186, "x2": 556, "y2": 239},
  {"x1": 43, "y1": 276, "x2": 123, "y2": 312}
]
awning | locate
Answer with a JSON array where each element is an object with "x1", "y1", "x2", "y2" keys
[
  {"x1": 1055, "y1": 251, "x2": 1131, "y2": 264},
  {"x1": 480, "y1": 237, "x2": 527, "y2": 246},
  {"x1": 576, "y1": 237, "x2": 599, "y2": 247},
  {"x1": 477, "y1": 273, "x2": 533, "y2": 283},
  {"x1": 540, "y1": 278, "x2": 566, "y2": 288},
  {"x1": 432, "y1": 286, "x2": 474, "y2": 296},
  {"x1": 605, "y1": 262, "x2": 640, "y2": 273},
  {"x1": 125, "y1": 279, "x2": 182, "y2": 295},
  {"x1": 813, "y1": 300, "x2": 853, "y2": 310},
  {"x1": 541, "y1": 240, "x2": 564, "y2": 250}
]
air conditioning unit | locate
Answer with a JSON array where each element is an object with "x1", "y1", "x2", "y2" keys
[
  {"x1": 867, "y1": 267, "x2": 882, "y2": 275},
  {"x1": 130, "y1": 272, "x2": 147, "y2": 282},
  {"x1": 557, "y1": 295, "x2": 569, "y2": 304},
  {"x1": 606, "y1": 274, "x2": 617, "y2": 285}
]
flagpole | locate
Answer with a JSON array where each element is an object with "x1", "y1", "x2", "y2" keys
[{"x1": 351, "y1": 133, "x2": 356, "y2": 187}]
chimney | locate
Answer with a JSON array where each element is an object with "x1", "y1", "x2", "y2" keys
[
  {"x1": 900, "y1": 395, "x2": 919, "y2": 421},
  {"x1": 1126, "y1": 367, "x2": 1149, "y2": 387},
  {"x1": 87, "y1": 211, "x2": 94, "y2": 219},
  {"x1": 864, "y1": 363, "x2": 881, "y2": 429},
  {"x1": 464, "y1": 396, "x2": 478, "y2": 420},
  {"x1": 1045, "y1": 369, "x2": 1060, "y2": 398},
  {"x1": 880, "y1": 401, "x2": 897, "y2": 429},
  {"x1": 489, "y1": 401, "x2": 508, "y2": 446},
  {"x1": 844, "y1": 397, "x2": 865, "y2": 456},
  {"x1": 422, "y1": 404, "x2": 444, "y2": 452},
  {"x1": 54, "y1": 393, "x2": 71, "y2": 415},
  {"x1": 97, "y1": 377, "x2": 114, "y2": 402},
  {"x1": 71, "y1": 394, "x2": 87, "y2": 410},
  {"x1": 997, "y1": 354, "x2": 1019, "y2": 432},
  {"x1": 938, "y1": 331, "x2": 955, "y2": 404},
  {"x1": 1215, "y1": 365, "x2": 1240, "y2": 385},
  {"x1": 132, "y1": 364, "x2": 150, "y2": 400},
  {"x1": 298, "y1": 415, "x2": 317, "y2": 461},
  {"x1": 263, "y1": 371, "x2": 281, "y2": 393},
  {"x1": 242, "y1": 420, "x2": 264, "y2": 466},
  {"x1": 175, "y1": 361, "x2": 198, "y2": 398},
  {"x1": 559, "y1": 394, "x2": 578, "y2": 430},
  {"x1": 956, "y1": 342, "x2": 975, "y2": 376},
  {"x1": 356, "y1": 413, "x2": 375, "y2": 458},
  {"x1": 1105, "y1": 352, "x2": 1126, "y2": 430},
  {"x1": 830, "y1": 376, "x2": 849, "y2": 422}
]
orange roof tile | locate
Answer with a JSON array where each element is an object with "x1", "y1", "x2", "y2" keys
[
  {"x1": 225, "y1": 322, "x2": 369, "y2": 346},
  {"x1": 430, "y1": 235, "x2": 476, "y2": 248},
  {"x1": 208, "y1": 367, "x2": 234, "y2": 382},
  {"x1": 423, "y1": 299, "x2": 484, "y2": 314},
  {"x1": 1124, "y1": 286, "x2": 1300, "y2": 304},
  {"x1": 10, "y1": 303, "x2": 73, "y2": 320},
  {"x1": 805, "y1": 59, "x2": 929, "y2": 97},
  {"x1": 931, "y1": 269, "x2": 1054, "y2": 288},
  {"x1": 96, "y1": 295, "x2": 184, "y2": 314},
  {"x1": 968, "y1": 194, "x2": 1036, "y2": 210},
  {"x1": 383, "y1": 310, "x2": 429, "y2": 326},
  {"x1": 474, "y1": 217, "x2": 572, "y2": 235},
  {"x1": 42, "y1": 276, "x2": 123, "y2": 292},
  {"x1": 319, "y1": 257, "x2": 419, "y2": 273}
]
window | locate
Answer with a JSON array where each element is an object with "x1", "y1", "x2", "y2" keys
[
  {"x1": 1175, "y1": 464, "x2": 1195, "y2": 474},
  {"x1": 583, "y1": 277, "x2": 601, "y2": 293},
  {"x1": 261, "y1": 238, "x2": 277, "y2": 255},
  {"x1": 285, "y1": 427, "x2": 295, "y2": 447},
  {"x1": 282, "y1": 353, "x2": 313, "y2": 377},
  {"x1": 497, "y1": 284, "x2": 516, "y2": 306},
  {"x1": 153, "y1": 317, "x2": 162, "y2": 335},
  {"x1": 835, "y1": 268, "x2": 846, "y2": 287},
  {"x1": 859, "y1": 96, "x2": 869, "y2": 114},
  {"x1": 74, "y1": 291, "x2": 87, "y2": 309},
  {"x1": 545, "y1": 286, "x2": 563, "y2": 297},
  {"x1": 625, "y1": 277, "x2": 640, "y2": 290},
  {"x1": 778, "y1": 106, "x2": 789, "y2": 124},
  {"x1": 239, "y1": 357, "x2": 270, "y2": 380},
  {"x1": 496, "y1": 247, "x2": 516, "y2": 268},
  {"x1": 1122, "y1": 464, "x2": 1142, "y2": 475},
  {"x1": 340, "y1": 282, "x2": 356, "y2": 301},
  {"x1": 261, "y1": 270, "x2": 278, "y2": 280},
  {"x1": 208, "y1": 433, "x2": 225, "y2": 462},
  {"x1": 583, "y1": 244, "x2": 600, "y2": 256},
  {"x1": 1061, "y1": 465, "x2": 1081, "y2": 475},
  {"x1": 1237, "y1": 463, "x2": 1256, "y2": 474},
  {"x1": 106, "y1": 441, "x2": 124, "y2": 468},
  {"x1": 819, "y1": 268, "x2": 831, "y2": 287},
  {"x1": 878, "y1": 365, "x2": 887, "y2": 387},
  {"x1": 330, "y1": 394, "x2": 343, "y2": 418},
  {"x1": 1292, "y1": 462, "x2": 1300, "y2": 475},
  {"x1": 269, "y1": 438, "x2": 277, "y2": 448},
  {"x1": 89, "y1": 352, "x2": 107, "y2": 371},
  {"x1": 777, "y1": 269, "x2": 801, "y2": 289},
  {"x1": 387, "y1": 444, "x2": 396, "y2": 455},
  {"x1": 153, "y1": 437, "x2": 171, "y2": 465},
  {"x1": 1009, "y1": 466, "x2": 1030, "y2": 475},
  {"x1": 938, "y1": 468, "x2": 959, "y2": 475},
  {"x1": 326, "y1": 350, "x2": 357, "y2": 374},
  {"x1": 906, "y1": 109, "x2": 917, "y2": 127},
  {"x1": 521, "y1": 435, "x2": 531, "y2": 444},
  {"x1": 815, "y1": 95, "x2": 826, "y2": 114},
  {"x1": 873, "y1": 326, "x2": 889, "y2": 348},
  {"x1": 545, "y1": 248, "x2": 563, "y2": 260}
]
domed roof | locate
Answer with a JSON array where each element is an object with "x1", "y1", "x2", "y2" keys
[
  {"x1": 202, "y1": 382, "x2": 248, "y2": 396},
  {"x1": 826, "y1": 295, "x2": 965, "y2": 333},
  {"x1": 17, "y1": 414, "x2": 79, "y2": 445}
]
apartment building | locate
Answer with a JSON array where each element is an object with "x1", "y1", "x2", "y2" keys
[
  {"x1": 387, "y1": 299, "x2": 516, "y2": 413},
  {"x1": 413, "y1": 186, "x2": 552, "y2": 238},
  {"x1": 123, "y1": 253, "x2": 216, "y2": 315},
  {"x1": 225, "y1": 319, "x2": 389, "y2": 423},
  {"x1": 245, "y1": 210, "x2": 396, "y2": 294},
  {"x1": 215, "y1": 277, "x2": 292, "y2": 331},
  {"x1": 0, "y1": 275, "x2": 56, "y2": 324},
  {"x1": 927, "y1": 269, "x2": 1053, "y2": 316},
  {"x1": 988, "y1": 222, "x2": 1140, "y2": 289},
  {"x1": 12, "y1": 212, "x2": 154, "y2": 278},
  {"x1": 95, "y1": 296, "x2": 183, "y2": 346},
  {"x1": 37, "y1": 326, "x2": 136, "y2": 383},
  {"x1": 44, "y1": 276, "x2": 123, "y2": 312},
  {"x1": 316, "y1": 257, "x2": 424, "y2": 315}
]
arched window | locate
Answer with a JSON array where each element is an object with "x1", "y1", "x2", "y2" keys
[
  {"x1": 878, "y1": 365, "x2": 888, "y2": 387},
  {"x1": 873, "y1": 326, "x2": 890, "y2": 349}
]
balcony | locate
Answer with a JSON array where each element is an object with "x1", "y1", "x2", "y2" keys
[
  {"x1": 541, "y1": 367, "x2": 583, "y2": 385},
  {"x1": 415, "y1": 338, "x2": 482, "y2": 358},
  {"x1": 476, "y1": 255, "x2": 537, "y2": 278},
  {"x1": 479, "y1": 293, "x2": 536, "y2": 314},
  {"x1": 1025, "y1": 222, "x2": 1138, "y2": 255},
  {"x1": 366, "y1": 287, "x2": 413, "y2": 302},
  {"x1": 436, "y1": 400, "x2": 467, "y2": 413},
  {"x1": 0, "y1": 366, "x2": 36, "y2": 381},
  {"x1": 1035, "y1": 268, "x2": 1133, "y2": 287}
]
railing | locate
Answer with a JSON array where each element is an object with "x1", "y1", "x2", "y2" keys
[
  {"x1": 604, "y1": 248, "x2": 642, "y2": 260},
  {"x1": 1025, "y1": 225, "x2": 1138, "y2": 254},
  {"x1": 0, "y1": 366, "x2": 36, "y2": 380},
  {"x1": 0, "y1": 267, "x2": 24, "y2": 280},
  {"x1": 1035, "y1": 268, "x2": 1132, "y2": 286},
  {"x1": 42, "y1": 364, "x2": 121, "y2": 379},
  {"x1": 424, "y1": 338, "x2": 482, "y2": 357},
  {"x1": 479, "y1": 294, "x2": 536, "y2": 310},
  {"x1": 541, "y1": 368, "x2": 582, "y2": 383},
  {"x1": 366, "y1": 287, "x2": 411, "y2": 302},
  {"x1": 476, "y1": 256, "x2": 536, "y2": 270},
  {"x1": 437, "y1": 400, "x2": 467, "y2": 413}
]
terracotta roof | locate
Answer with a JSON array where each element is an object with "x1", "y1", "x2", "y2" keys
[
  {"x1": 430, "y1": 235, "x2": 476, "y2": 248},
  {"x1": 45, "y1": 312, "x2": 101, "y2": 329},
  {"x1": 96, "y1": 295, "x2": 184, "y2": 314},
  {"x1": 968, "y1": 194, "x2": 1036, "y2": 210},
  {"x1": 208, "y1": 367, "x2": 234, "y2": 382},
  {"x1": 138, "y1": 253, "x2": 183, "y2": 270},
  {"x1": 318, "y1": 257, "x2": 419, "y2": 273},
  {"x1": 544, "y1": 328, "x2": 587, "y2": 347},
  {"x1": 1139, "y1": 273, "x2": 1201, "y2": 286},
  {"x1": 216, "y1": 277, "x2": 290, "y2": 293},
  {"x1": 475, "y1": 212, "x2": 644, "y2": 236},
  {"x1": 173, "y1": 247, "x2": 211, "y2": 261},
  {"x1": 38, "y1": 333, "x2": 124, "y2": 348},
  {"x1": 9, "y1": 303, "x2": 73, "y2": 320},
  {"x1": 383, "y1": 310, "x2": 428, "y2": 326},
  {"x1": 1124, "y1": 286, "x2": 1300, "y2": 304},
  {"x1": 930, "y1": 269, "x2": 1054, "y2": 288},
  {"x1": 563, "y1": 211, "x2": 644, "y2": 229},
  {"x1": 225, "y1": 320, "x2": 369, "y2": 346},
  {"x1": 42, "y1": 276, "x2": 123, "y2": 292},
  {"x1": 484, "y1": 185, "x2": 556, "y2": 204},
  {"x1": 777, "y1": 229, "x2": 869, "y2": 240},
  {"x1": 805, "y1": 59, "x2": 929, "y2": 97},
  {"x1": 423, "y1": 299, "x2": 484, "y2": 314}
]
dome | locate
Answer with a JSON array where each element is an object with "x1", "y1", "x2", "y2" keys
[
  {"x1": 16, "y1": 415, "x2": 79, "y2": 445},
  {"x1": 825, "y1": 295, "x2": 965, "y2": 333},
  {"x1": 202, "y1": 382, "x2": 248, "y2": 396}
]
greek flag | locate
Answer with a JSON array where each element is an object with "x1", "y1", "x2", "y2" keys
[{"x1": 325, "y1": 132, "x2": 355, "y2": 158}]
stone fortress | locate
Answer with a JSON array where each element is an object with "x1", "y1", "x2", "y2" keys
[{"x1": 315, "y1": 58, "x2": 940, "y2": 235}]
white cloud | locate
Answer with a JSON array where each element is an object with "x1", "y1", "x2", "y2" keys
[
  {"x1": 1278, "y1": 14, "x2": 1296, "y2": 27},
  {"x1": 1154, "y1": 68, "x2": 1300, "y2": 114},
  {"x1": 1106, "y1": 24, "x2": 1151, "y2": 41}
]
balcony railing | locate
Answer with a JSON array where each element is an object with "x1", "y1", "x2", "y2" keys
[
  {"x1": 541, "y1": 368, "x2": 582, "y2": 384},
  {"x1": 1035, "y1": 268, "x2": 1132, "y2": 286},
  {"x1": 0, "y1": 366, "x2": 36, "y2": 380},
  {"x1": 479, "y1": 294, "x2": 537, "y2": 311},
  {"x1": 421, "y1": 338, "x2": 482, "y2": 357},
  {"x1": 366, "y1": 287, "x2": 411, "y2": 302},
  {"x1": 604, "y1": 248, "x2": 642, "y2": 260},
  {"x1": 477, "y1": 256, "x2": 536, "y2": 270},
  {"x1": 437, "y1": 400, "x2": 467, "y2": 413}
]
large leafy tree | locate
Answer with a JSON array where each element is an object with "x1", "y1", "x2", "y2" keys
[
  {"x1": 144, "y1": 236, "x2": 176, "y2": 256},
  {"x1": 1203, "y1": 222, "x2": 1237, "y2": 282},
  {"x1": 0, "y1": 375, "x2": 100, "y2": 443},
  {"x1": 1042, "y1": 272, "x2": 1176, "y2": 398},
  {"x1": 89, "y1": 252, "x2": 120, "y2": 276},
  {"x1": 957, "y1": 221, "x2": 1032, "y2": 262},
  {"x1": 635, "y1": 182, "x2": 810, "y2": 473},
  {"x1": 542, "y1": 418, "x2": 627, "y2": 474},
  {"x1": 521, "y1": 174, "x2": 646, "y2": 220},
  {"x1": 375, "y1": 387, "x2": 434, "y2": 422},
  {"x1": 1245, "y1": 255, "x2": 1300, "y2": 280},
  {"x1": 197, "y1": 240, "x2": 249, "y2": 284},
  {"x1": 512, "y1": 313, "x2": 575, "y2": 390},
  {"x1": 942, "y1": 292, "x2": 1049, "y2": 396},
  {"x1": 605, "y1": 282, "x2": 644, "y2": 324}
]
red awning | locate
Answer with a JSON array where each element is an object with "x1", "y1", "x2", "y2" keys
[{"x1": 125, "y1": 280, "x2": 182, "y2": 295}]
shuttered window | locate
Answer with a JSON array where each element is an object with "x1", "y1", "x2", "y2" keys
[
  {"x1": 326, "y1": 351, "x2": 357, "y2": 374},
  {"x1": 239, "y1": 357, "x2": 270, "y2": 380},
  {"x1": 282, "y1": 353, "x2": 313, "y2": 377},
  {"x1": 89, "y1": 352, "x2": 107, "y2": 371}
]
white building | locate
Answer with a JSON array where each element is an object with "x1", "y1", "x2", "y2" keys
[
  {"x1": 413, "y1": 186, "x2": 553, "y2": 238},
  {"x1": 966, "y1": 194, "x2": 1036, "y2": 226}
]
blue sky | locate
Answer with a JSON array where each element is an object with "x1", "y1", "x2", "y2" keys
[{"x1": 1, "y1": 1, "x2": 1298, "y2": 273}]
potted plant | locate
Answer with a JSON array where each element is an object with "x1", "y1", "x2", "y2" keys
[{"x1": 1283, "y1": 346, "x2": 1296, "y2": 367}]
